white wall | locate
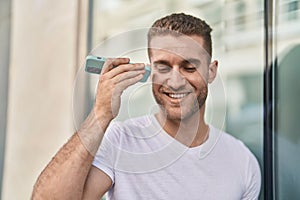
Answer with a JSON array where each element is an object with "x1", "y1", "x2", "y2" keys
[{"x1": 2, "y1": 0, "x2": 88, "y2": 199}]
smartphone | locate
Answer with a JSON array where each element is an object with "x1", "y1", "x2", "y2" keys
[{"x1": 85, "y1": 55, "x2": 151, "y2": 82}]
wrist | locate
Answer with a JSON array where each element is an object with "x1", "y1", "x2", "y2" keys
[{"x1": 77, "y1": 108, "x2": 112, "y2": 156}]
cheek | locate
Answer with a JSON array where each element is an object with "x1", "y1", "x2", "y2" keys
[
  {"x1": 194, "y1": 69, "x2": 208, "y2": 84},
  {"x1": 151, "y1": 73, "x2": 161, "y2": 93},
  {"x1": 151, "y1": 71, "x2": 166, "y2": 84},
  {"x1": 185, "y1": 75, "x2": 207, "y2": 90}
]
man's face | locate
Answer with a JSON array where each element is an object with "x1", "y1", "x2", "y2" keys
[{"x1": 149, "y1": 35, "x2": 217, "y2": 121}]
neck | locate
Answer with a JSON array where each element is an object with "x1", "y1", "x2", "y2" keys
[{"x1": 155, "y1": 106, "x2": 209, "y2": 148}]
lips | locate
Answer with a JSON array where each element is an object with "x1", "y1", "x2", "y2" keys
[
  {"x1": 161, "y1": 90, "x2": 192, "y2": 101},
  {"x1": 158, "y1": 86, "x2": 192, "y2": 102},
  {"x1": 167, "y1": 93, "x2": 189, "y2": 99}
]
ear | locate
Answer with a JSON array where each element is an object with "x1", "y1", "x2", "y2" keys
[{"x1": 208, "y1": 60, "x2": 218, "y2": 84}]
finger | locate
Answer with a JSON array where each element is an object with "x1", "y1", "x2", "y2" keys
[
  {"x1": 115, "y1": 74, "x2": 144, "y2": 94},
  {"x1": 105, "y1": 63, "x2": 145, "y2": 78},
  {"x1": 112, "y1": 69, "x2": 145, "y2": 83},
  {"x1": 101, "y1": 57, "x2": 130, "y2": 75}
]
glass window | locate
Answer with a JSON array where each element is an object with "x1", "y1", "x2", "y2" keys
[{"x1": 275, "y1": 0, "x2": 300, "y2": 198}]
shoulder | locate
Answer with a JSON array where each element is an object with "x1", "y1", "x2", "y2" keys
[
  {"x1": 106, "y1": 115, "x2": 153, "y2": 133},
  {"x1": 212, "y1": 126, "x2": 255, "y2": 158},
  {"x1": 103, "y1": 115, "x2": 155, "y2": 142},
  {"x1": 210, "y1": 126, "x2": 261, "y2": 196},
  {"x1": 121, "y1": 115, "x2": 154, "y2": 128},
  {"x1": 210, "y1": 125, "x2": 261, "y2": 176}
]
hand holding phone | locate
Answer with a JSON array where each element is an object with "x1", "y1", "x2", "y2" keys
[
  {"x1": 87, "y1": 56, "x2": 149, "y2": 123},
  {"x1": 85, "y1": 55, "x2": 151, "y2": 82}
]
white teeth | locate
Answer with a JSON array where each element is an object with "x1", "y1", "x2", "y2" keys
[{"x1": 169, "y1": 93, "x2": 187, "y2": 99}]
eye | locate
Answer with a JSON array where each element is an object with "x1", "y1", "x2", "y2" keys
[
  {"x1": 181, "y1": 59, "x2": 200, "y2": 73},
  {"x1": 182, "y1": 63, "x2": 197, "y2": 73},
  {"x1": 155, "y1": 64, "x2": 171, "y2": 73},
  {"x1": 183, "y1": 66, "x2": 197, "y2": 73}
]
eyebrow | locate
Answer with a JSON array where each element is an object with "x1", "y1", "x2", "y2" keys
[
  {"x1": 153, "y1": 60, "x2": 172, "y2": 66},
  {"x1": 153, "y1": 58, "x2": 201, "y2": 66},
  {"x1": 182, "y1": 58, "x2": 201, "y2": 67}
]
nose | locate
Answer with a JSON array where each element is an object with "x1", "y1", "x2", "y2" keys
[{"x1": 166, "y1": 68, "x2": 186, "y2": 90}]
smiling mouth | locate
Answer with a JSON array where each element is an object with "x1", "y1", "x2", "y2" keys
[{"x1": 165, "y1": 92, "x2": 189, "y2": 99}]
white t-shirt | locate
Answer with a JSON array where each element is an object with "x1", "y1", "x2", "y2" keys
[{"x1": 92, "y1": 115, "x2": 261, "y2": 200}]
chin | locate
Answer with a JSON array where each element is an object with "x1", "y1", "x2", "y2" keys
[{"x1": 163, "y1": 105, "x2": 200, "y2": 121}]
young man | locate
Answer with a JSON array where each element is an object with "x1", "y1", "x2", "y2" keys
[{"x1": 32, "y1": 13, "x2": 261, "y2": 199}]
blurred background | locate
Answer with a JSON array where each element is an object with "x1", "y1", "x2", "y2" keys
[{"x1": 1, "y1": 0, "x2": 300, "y2": 199}]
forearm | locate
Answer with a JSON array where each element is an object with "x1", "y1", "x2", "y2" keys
[
  {"x1": 32, "y1": 110, "x2": 111, "y2": 199},
  {"x1": 32, "y1": 133, "x2": 93, "y2": 200}
]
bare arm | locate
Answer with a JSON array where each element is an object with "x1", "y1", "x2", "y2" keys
[
  {"x1": 31, "y1": 58, "x2": 146, "y2": 199},
  {"x1": 31, "y1": 133, "x2": 101, "y2": 200}
]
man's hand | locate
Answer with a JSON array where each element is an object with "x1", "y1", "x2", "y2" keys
[
  {"x1": 94, "y1": 57, "x2": 146, "y2": 122},
  {"x1": 78, "y1": 58, "x2": 146, "y2": 155}
]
